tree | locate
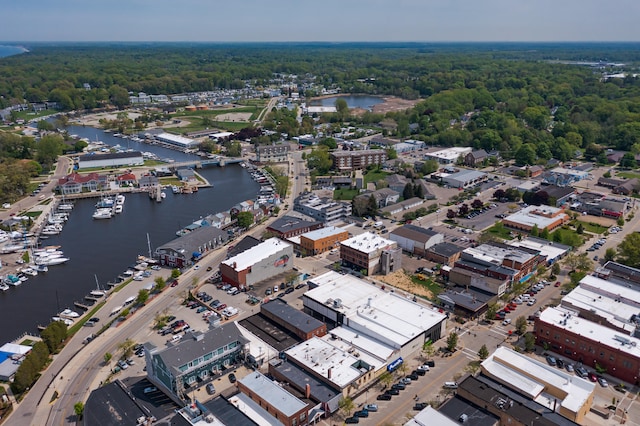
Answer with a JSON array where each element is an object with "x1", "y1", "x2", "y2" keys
[
  {"x1": 604, "y1": 247, "x2": 616, "y2": 262},
  {"x1": 118, "y1": 339, "x2": 135, "y2": 360},
  {"x1": 378, "y1": 371, "x2": 394, "y2": 389},
  {"x1": 386, "y1": 147, "x2": 398, "y2": 159},
  {"x1": 136, "y1": 289, "x2": 150, "y2": 306},
  {"x1": 154, "y1": 276, "x2": 166, "y2": 292},
  {"x1": 403, "y1": 183, "x2": 415, "y2": 200},
  {"x1": 515, "y1": 316, "x2": 527, "y2": 335},
  {"x1": 41, "y1": 321, "x2": 67, "y2": 353},
  {"x1": 446, "y1": 332, "x2": 458, "y2": 352},
  {"x1": 338, "y1": 396, "x2": 355, "y2": 417},
  {"x1": 446, "y1": 209, "x2": 456, "y2": 219},
  {"x1": 619, "y1": 152, "x2": 637, "y2": 169},
  {"x1": 493, "y1": 189, "x2": 506, "y2": 200},
  {"x1": 514, "y1": 144, "x2": 537, "y2": 166},
  {"x1": 551, "y1": 262, "x2": 561, "y2": 276},
  {"x1": 421, "y1": 159, "x2": 439, "y2": 175},
  {"x1": 236, "y1": 211, "x2": 254, "y2": 229},
  {"x1": 319, "y1": 137, "x2": 337, "y2": 150},
  {"x1": 171, "y1": 269, "x2": 181, "y2": 279},
  {"x1": 103, "y1": 352, "x2": 112, "y2": 365},
  {"x1": 367, "y1": 194, "x2": 379, "y2": 218},
  {"x1": 422, "y1": 340, "x2": 435, "y2": 360},
  {"x1": 335, "y1": 98, "x2": 349, "y2": 120},
  {"x1": 524, "y1": 333, "x2": 536, "y2": 352},
  {"x1": 471, "y1": 199, "x2": 484, "y2": 210},
  {"x1": 306, "y1": 147, "x2": 332, "y2": 175},
  {"x1": 530, "y1": 224, "x2": 539, "y2": 237},
  {"x1": 414, "y1": 183, "x2": 424, "y2": 199},
  {"x1": 617, "y1": 233, "x2": 640, "y2": 268},
  {"x1": 74, "y1": 402, "x2": 84, "y2": 420},
  {"x1": 478, "y1": 344, "x2": 489, "y2": 360},
  {"x1": 576, "y1": 223, "x2": 584, "y2": 234},
  {"x1": 485, "y1": 303, "x2": 498, "y2": 321}
]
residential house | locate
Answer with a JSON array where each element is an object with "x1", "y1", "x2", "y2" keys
[{"x1": 464, "y1": 149, "x2": 488, "y2": 167}]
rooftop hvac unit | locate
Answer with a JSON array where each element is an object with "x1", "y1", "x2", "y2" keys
[{"x1": 459, "y1": 413, "x2": 468, "y2": 423}]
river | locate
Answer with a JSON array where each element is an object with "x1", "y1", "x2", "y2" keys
[{"x1": 0, "y1": 128, "x2": 259, "y2": 343}]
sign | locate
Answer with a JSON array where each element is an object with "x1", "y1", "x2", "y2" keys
[{"x1": 387, "y1": 357, "x2": 403, "y2": 372}]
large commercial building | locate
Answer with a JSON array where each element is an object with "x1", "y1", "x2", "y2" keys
[
  {"x1": 155, "y1": 132, "x2": 199, "y2": 149},
  {"x1": 507, "y1": 237, "x2": 571, "y2": 265},
  {"x1": 424, "y1": 147, "x2": 472, "y2": 164},
  {"x1": 535, "y1": 306, "x2": 640, "y2": 385},
  {"x1": 303, "y1": 271, "x2": 448, "y2": 359},
  {"x1": 440, "y1": 169, "x2": 488, "y2": 189},
  {"x1": 330, "y1": 149, "x2": 387, "y2": 171},
  {"x1": 455, "y1": 242, "x2": 542, "y2": 284},
  {"x1": 340, "y1": 232, "x2": 402, "y2": 275},
  {"x1": 57, "y1": 172, "x2": 108, "y2": 194},
  {"x1": 480, "y1": 346, "x2": 595, "y2": 424},
  {"x1": 256, "y1": 144, "x2": 290, "y2": 163},
  {"x1": 299, "y1": 226, "x2": 349, "y2": 256},
  {"x1": 145, "y1": 323, "x2": 249, "y2": 404},
  {"x1": 77, "y1": 151, "x2": 144, "y2": 169},
  {"x1": 260, "y1": 299, "x2": 327, "y2": 341},
  {"x1": 502, "y1": 204, "x2": 570, "y2": 233},
  {"x1": 293, "y1": 193, "x2": 352, "y2": 224},
  {"x1": 389, "y1": 224, "x2": 444, "y2": 256},
  {"x1": 220, "y1": 238, "x2": 294, "y2": 288}
]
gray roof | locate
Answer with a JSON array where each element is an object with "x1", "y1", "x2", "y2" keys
[
  {"x1": 156, "y1": 323, "x2": 248, "y2": 374},
  {"x1": 157, "y1": 226, "x2": 227, "y2": 255},
  {"x1": 438, "y1": 288, "x2": 491, "y2": 312},
  {"x1": 239, "y1": 372, "x2": 308, "y2": 417},
  {"x1": 468, "y1": 149, "x2": 488, "y2": 159},
  {"x1": 268, "y1": 215, "x2": 322, "y2": 234},
  {"x1": 78, "y1": 151, "x2": 143, "y2": 161},
  {"x1": 272, "y1": 361, "x2": 341, "y2": 402},
  {"x1": 540, "y1": 184, "x2": 575, "y2": 199},
  {"x1": 256, "y1": 144, "x2": 289, "y2": 153},
  {"x1": 428, "y1": 242, "x2": 463, "y2": 257},
  {"x1": 261, "y1": 299, "x2": 324, "y2": 334},
  {"x1": 227, "y1": 236, "x2": 262, "y2": 258},
  {"x1": 203, "y1": 397, "x2": 258, "y2": 426},
  {"x1": 390, "y1": 224, "x2": 438, "y2": 243}
]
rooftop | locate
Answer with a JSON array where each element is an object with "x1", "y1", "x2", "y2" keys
[
  {"x1": 228, "y1": 393, "x2": 281, "y2": 426},
  {"x1": 268, "y1": 215, "x2": 322, "y2": 234},
  {"x1": 427, "y1": 242, "x2": 464, "y2": 257},
  {"x1": 157, "y1": 226, "x2": 227, "y2": 254},
  {"x1": 538, "y1": 306, "x2": 640, "y2": 358},
  {"x1": 222, "y1": 238, "x2": 291, "y2": 271},
  {"x1": 84, "y1": 381, "x2": 147, "y2": 426},
  {"x1": 239, "y1": 372, "x2": 307, "y2": 417},
  {"x1": 390, "y1": 224, "x2": 438, "y2": 243},
  {"x1": 340, "y1": 232, "x2": 396, "y2": 255},
  {"x1": 271, "y1": 360, "x2": 341, "y2": 404},
  {"x1": 482, "y1": 346, "x2": 595, "y2": 415},
  {"x1": 260, "y1": 299, "x2": 325, "y2": 334},
  {"x1": 463, "y1": 243, "x2": 538, "y2": 266},
  {"x1": 331, "y1": 149, "x2": 386, "y2": 158},
  {"x1": 157, "y1": 132, "x2": 196, "y2": 147},
  {"x1": 425, "y1": 147, "x2": 472, "y2": 161},
  {"x1": 78, "y1": 151, "x2": 143, "y2": 161},
  {"x1": 300, "y1": 226, "x2": 346, "y2": 241},
  {"x1": 507, "y1": 237, "x2": 571, "y2": 262},
  {"x1": 305, "y1": 271, "x2": 446, "y2": 347},
  {"x1": 444, "y1": 169, "x2": 487, "y2": 182},
  {"x1": 405, "y1": 405, "x2": 460, "y2": 426},
  {"x1": 503, "y1": 204, "x2": 569, "y2": 229}
]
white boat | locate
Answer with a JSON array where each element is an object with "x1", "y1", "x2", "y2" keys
[
  {"x1": 160, "y1": 191, "x2": 166, "y2": 199},
  {"x1": 90, "y1": 290, "x2": 105, "y2": 297},
  {"x1": 59, "y1": 308, "x2": 80, "y2": 318},
  {"x1": 52, "y1": 317, "x2": 74, "y2": 326},
  {"x1": 57, "y1": 203, "x2": 74, "y2": 211},
  {"x1": 41, "y1": 228, "x2": 60, "y2": 236},
  {"x1": 92, "y1": 208, "x2": 113, "y2": 219},
  {"x1": 35, "y1": 257, "x2": 69, "y2": 266},
  {"x1": 172, "y1": 185, "x2": 180, "y2": 194},
  {"x1": 116, "y1": 194, "x2": 125, "y2": 205},
  {"x1": 0, "y1": 244, "x2": 24, "y2": 254},
  {"x1": 114, "y1": 205, "x2": 123, "y2": 214},
  {"x1": 20, "y1": 267, "x2": 37, "y2": 277},
  {"x1": 0, "y1": 283, "x2": 9, "y2": 291},
  {"x1": 35, "y1": 264, "x2": 48, "y2": 273}
]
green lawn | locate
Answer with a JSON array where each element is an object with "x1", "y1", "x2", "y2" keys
[
  {"x1": 410, "y1": 275, "x2": 443, "y2": 297},
  {"x1": 363, "y1": 170, "x2": 390, "y2": 185},
  {"x1": 485, "y1": 223, "x2": 513, "y2": 240},
  {"x1": 12, "y1": 109, "x2": 59, "y2": 121},
  {"x1": 334, "y1": 188, "x2": 359, "y2": 200},
  {"x1": 576, "y1": 221, "x2": 608, "y2": 234},
  {"x1": 615, "y1": 171, "x2": 640, "y2": 180}
]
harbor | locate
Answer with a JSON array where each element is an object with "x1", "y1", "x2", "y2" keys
[{"x1": 0, "y1": 153, "x2": 260, "y2": 344}]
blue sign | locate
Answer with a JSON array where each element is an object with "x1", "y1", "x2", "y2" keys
[{"x1": 387, "y1": 357, "x2": 403, "y2": 372}]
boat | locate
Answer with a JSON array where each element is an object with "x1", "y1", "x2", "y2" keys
[
  {"x1": 92, "y1": 208, "x2": 113, "y2": 220},
  {"x1": 3, "y1": 275, "x2": 21, "y2": 286},
  {"x1": 20, "y1": 267, "x2": 37, "y2": 277},
  {"x1": 115, "y1": 194, "x2": 125, "y2": 205},
  {"x1": 52, "y1": 317, "x2": 74, "y2": 326},
  {"x1": 0, "y1": 283, "x2": 9, "y2": 291},
  {"x1": 35, "y1": 264, "x2": 48, "y2": 273},
  {"x1": 57, "y1": 203, "x2": 74, "y2": 211},
  {"x1": 114, "y1": 205, "x2": 123, "y2": 214},
  {"x1": 90, "y1": 290, "x2": 105, "y2": 297},
  {"x1": 171, "y1": 185, "x2": 180, "y2": 194},
  {"x1": 35, "y1": 257, "x2": 69, "y2": 266},
  {"x1": 95, "y1": 196, "x2": 115, "y2": 208},
  {"x1": 59, "y1": 308, "x2": 80, "y2": 318},
  {"x1": 160, "y1": 191, "x2": 166, "y2": 199},
  {"x1": 0, "y1": 244, "x2": 24, "y2": 254}
]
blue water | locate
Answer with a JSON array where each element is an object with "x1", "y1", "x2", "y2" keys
[
  {"x1": 0, "y1": 45, "x2": 27, "y2": 58},
  {"x1": 310, "y1": 95, "x2": 383, "y2": 110},
  {"x1": 0, "y1": 126, "x2": 260, "y2": 343}
]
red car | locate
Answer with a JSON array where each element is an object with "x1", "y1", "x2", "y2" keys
[
  {"x1": 170, "y1": 280, "x2": 179, "y2": 287},
  {"x1": 554, "y1": 281, "x2": 561, "y2": 287},
  {"x1": 216, "y1": 303, "x2": 227, "y2": 311},
  {"x1": 588, "y1": 372, "x2": 597, "y2": 382}
]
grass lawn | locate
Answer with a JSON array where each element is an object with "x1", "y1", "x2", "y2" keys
[
  {"x1": 19, "y1": 339, "x2": 35, "y2": 346},
  {"x1": 334, "y1": 188, "x2": 359, "y2": 200},
  {"x1": 410, "y1": 275, "x2": 443, "y2": 297},
  {"x1": 12, "y1": 109, "x2": 59, "y2": 121},
  {"x1": 363, "y1": 170, "x2": 390, "y2": 185},
  {"x1": 615, "y1": 171, "x2": 640, "y2": 180},
  {"x1": 166, "y1": 118, "x2": 250, "y2": 133},
  {"x1": 576, "y1": 221, "x2": 608, "y2": 234},
  {"x1": 485, "y1": 223, "x2": 513, "y2": 240}
]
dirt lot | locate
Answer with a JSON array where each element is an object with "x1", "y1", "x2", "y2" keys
[
  {"x1": 576, "y1": 215, "x2": 616, "y2": 227},
  {"x1": 214, "y1": 112, "x2": 253, "y2": 122},
  {"x1": 374, "y1": 269, "x2": 434, "y2": 299}
]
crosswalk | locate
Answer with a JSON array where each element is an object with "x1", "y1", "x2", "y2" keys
[{"x1": 461, "y1": 347, "x2": 478, "y2": 360}]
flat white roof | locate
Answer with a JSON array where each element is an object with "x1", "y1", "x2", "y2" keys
[
  {"x1": 425, "y1": 147, "x2": 472, "y2": 161},
  {"x1": 482, "y1": 346, "x2": 595, "y2": 414},
  {"x1": 464, "y1": 243, "x2": 536, "y2": 265},
  {"x1": 301, "y1": 226, "x2": 346, "y2": 241},
  {"x1": 340, "y1": 232, "x2": 396, "y2": 255},
  {"x1": 561, "y1": 275, "x2": 639, "y2": 333},
  {"x1": 222, "y1": 238, "x2": 291, "y2": 271},
  {"x1": 0, "y1": 343, "x2": 31, "y2": 355},
  {"x1": 504, "y1": 205, "x2": 569, "y2": 229},
  {"x1": 285, "y1": 337, "x2": 365, "y2": 388},
  {"x1": 239, "y1": 372, "x2": 307, "y2": 416},
  {"x1": 236, "y1": 323, "x2": 278, "y2": 363},
  {"x1": 156, "y1": 132, "x2": 196, "y2": 147},
  {"x1": 405, "y1": 406, "x2": 459, "y2": 426},
  {"x1": 539, "y1": 306, "x2": 640, "y2": 358},
  {"x1": 228, "y1": 393, "x2": 281, "y2": 426},
  {"x1": 507, "y1": 238, "x2": 570, "y2": 262},
  {"x1": 306, "y1": 271, "x2": 446, "y2": 348},
  {"x1": 321, "y1": 326, "x2": 391, "y2": 366},
  {"x1": 210, "y1": 132, "x2": 234, "y2": 138}
]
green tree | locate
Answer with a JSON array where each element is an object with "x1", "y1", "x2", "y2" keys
[
  {"x1": 617, "y1": 233, "x2": 640, "y2": 268},
  {"x1": 386, "y1": 147, "x2": 398, "y2": 160},
  {"x1": 118, "y1": 338, "x2": 135, "y2": 360},
  {"x1": 478, "y1": 344, "x2": 489, "y2": 360},
  {"x1": 335, "y1": 98, "x2": 349, "y2": 121},
  {"x1": 515, "y1": 316, "x2": 527, "y2": 335},
  {"x1": 524, "y1": 333, "x2": 536, "y2": 352},
  {"x1": 421, "y1": 159, "x2": 439, "y2": 175},
  {"x1": 446, "y1": 332, "x2": 458, "y2": 352},
  {"x1": 74, "y1": 402, "x2": 85, "y2": 420},
  {"x1": 485, "y1": 303, "x2": 498, "y2": 322},
  {"x1": 170, "y1": 269, "x2": 181, "y2": 279},
  {"x1": 136, "y1": 289, "x2": 150, "y2": 305},
  {"x1": 403, "y1": 183, "x2": 415, "y2": 200},
  {"x1": 551, "y1": 262, "x2": 561, "y2": 276},
  {"x1": 319, "y1": 137, "x2": 337, "y2": 149},
  {"x1": 530, "y1": 224, "x2": 539, "y2": 237},
  {"x1": 108, "y1": 85, "x2": 130, "y2": 109},
  {"x1": 104, "y1": 352, "x2": 113, "y2": 365},
  {"x1": 36, "y1": 134, "x2": 64, "y2": 168},
  {"x1": 41, "y1": 321, "x2": 67, "y2": 353},
  {"x1": 422, "y1": 340, "x2": 435, "y2": 360},
  {"x1": 604, "y1": 248, "x2": 616, "y2": 262},
  {"x1": 379, "y1": 371, "x2": 394, "y2": 389},
  {"x1": 619, "y1": 152, "x2": 637, "y2": 169},
  {"x1": 237, "y1": 211, "x2": 254, "y2": 229},
  {"x1": 514, "y1": 144, "x2": 537, "y2": 166},
  {"x1": 338, "y1": 396, "x2": 355, "y2": 417},
  {"x1": 154, "y1": 276, "x2": 166, "y2": 292},
  {"x1": 576, "y1": 223, "x2": 584, "y2": 234},
  {"x1": 306, "y1": 146, "x2": 332, "y2": 175}
]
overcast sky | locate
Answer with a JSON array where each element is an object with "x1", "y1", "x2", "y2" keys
[{"x1": 2, "y1": 0, "x2": 639, "y2": 42}]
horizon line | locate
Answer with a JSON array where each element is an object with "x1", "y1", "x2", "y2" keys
[{"x1": 2, "y1": 40, "x2": 640, "y2": 44}]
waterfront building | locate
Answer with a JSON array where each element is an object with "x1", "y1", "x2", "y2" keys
[
  {"x1": 77, "y1": 151, "x2": 144, "y2": 170},
  {"x1": 220, "y1": 238, "x2": 294, "y2": 288},
  {"x1": 155, "y1": 132, "x2": 199, "y2": 149},
  {"x1": 57, "y1": 172, "x2": 108, "y2": 195},
  {"x1": 256, "y1": 144, "x2": 290, "y2": 163},
  {"x1": 340, "y1": 232, "x2": 402, "y2": 275},
  {"x1": 267, "y1": 215, "x2": 323, "y2": 239},
  {"x1": 145, "y1": 323, "x2": 249, "y2": 404},
  {"x1": 155, "y1": 226, "x2": 228, "y2": 268}
]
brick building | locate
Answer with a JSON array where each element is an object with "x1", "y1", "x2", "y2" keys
[
  {"x1": 330, "y1": 149, "x2": 387, "y2": 171},
  {"x1": 340, "y1": 232, "x2": 402, "y2": 275},
  {"x1": 260, "y1": 299, "x2": 327, "y2": 340},
  {"x1": 299, "y1": 226, "x2": 349, "y2": 256}
]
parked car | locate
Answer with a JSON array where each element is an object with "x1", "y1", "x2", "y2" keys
[
  {"x1": 392, "y1": 383, "x2": 406, "y2": 391},
  {"x1": 546, "y1": 356, "x2": 557, "y2": 366},
  {"x1": 364, "y1": 404, "x2": 378, "y2": 412},
  {"x1": 575, "y1": 366, "x2": 588, "y2": 378},
  {"x1": 206, "y1": 383, "x2": 216, "y2": 395},
  {"x1": 556, "y1": 359, "x2": 564, "y2": 369},
  {"x1": 377, "y1": 393, "x2": 392, "y2": 401},
  {"x1": 228, "y1": 373, "x2": 237, "y2": 383},
  {"x1": 565, "y1": 363, "x2": 574, "y2": 373},
  {"x1": 502, "y1": 319, "x2": 512, "y2": 326},
  {"x1": 588, "y1": 372, "x2": 598, "y2": 382},
  {"x1": 400, "y1": 377, "x2": 412, "y2": 385},
  {"x1": 417, "y1": 364, "x2": 430, "y2": 372},
  {"x1": 597, "y1": 377, "x2": 608, "y2": 387},
  {"x1": 285, "y1": 287, "x2": 294, "y2": 295},
  {"x1": 555, "y1": 281, "x2": 561, "y2": 287},
  {"x1": 408, "y1": 371, "x2": 420, "y2": 380},
  {"x1": 354, "y1": 409, "x2": 369, "y2": 418},
  {"x1": 295, "y1": 283, "x2": 306, "y2": 290},
  {"x1": 413, "y1": 402, "x2": 428, "y2": 410},
  {"x1": 345, "y1": 417, "x2": 360, "y2": 424},
  {"x1": 385, "y1": 388, "x2": 400, "y2": 395}
]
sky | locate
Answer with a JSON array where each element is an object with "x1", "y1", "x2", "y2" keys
[{"x1": 2, "y1": 0, "x2": 640, "y2": 43}]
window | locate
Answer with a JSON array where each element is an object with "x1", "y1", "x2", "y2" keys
[{"x1": 623, "y1": 360, "x2": 633, "y2": 369}]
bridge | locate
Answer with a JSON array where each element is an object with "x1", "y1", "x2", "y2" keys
[{"x1": 165, "y1": 157, "x2": 245, "y2": 169}]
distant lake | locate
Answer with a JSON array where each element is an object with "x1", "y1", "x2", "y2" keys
[
  {"x1": 0, "y1": 45, "x2": 27, "y2": 58},
  {"x1": 310, "y1": 95, "x2": 383, "y2": 110}
]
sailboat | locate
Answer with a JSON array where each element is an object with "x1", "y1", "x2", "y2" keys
[{"x1": 90, "y1": 275, "x2": 105, "y2": 297}]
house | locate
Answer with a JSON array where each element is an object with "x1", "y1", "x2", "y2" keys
[
  {"x1": 176, "y1": 167, "x2": 197, "y2": 182},
  {"x1": 115, "y1": 172, "x2": 136, "y2": 187},
  {"x1": 57, "y1": 172, "x2": 108, "y2": 194},
  {"x1": 138, "y1": 174, "x2": 159, "y2": 189},
  {"x1": 355, "y1": 188, "x2": 400, "y2": 208},
  {"x1": 385, "y1": 174, "x2": 408, "y2": 193},
  {"x1": 464, "y1": 149, "x2": 488, "y2": 167}
]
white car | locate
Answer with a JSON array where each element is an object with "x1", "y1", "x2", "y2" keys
[
  {"x1": 513, "y1": 299, "x2": 523, "y2": 304},
  {"x1": 502, "y1": 319, "x2": 512, "y2": 326},
  {"x1": 527, "y1": 299, "x2": 536, "y2": 306}
]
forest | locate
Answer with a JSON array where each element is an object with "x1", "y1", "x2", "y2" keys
[{"x1": 2, "y1": 42, "x2": 640, "y2": 202}]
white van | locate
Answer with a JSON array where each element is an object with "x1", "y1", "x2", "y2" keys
[{"x1": 443, "y1": 381, "x2": 458, "y2": 389}]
